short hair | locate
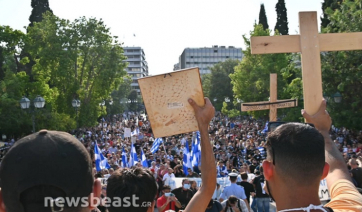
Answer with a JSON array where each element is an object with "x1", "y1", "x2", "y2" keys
[
  {"x1": 240, "y1": 172, "x2": 248, "y2": 180},
  {"x1": 265, "y1": 123, "x2": 325, "y2": 185},
  {"x1": 228, "y1": 195, "x2": 238, "y2": 204},
  {"x1": 163, "y1": 185, "x2": 171, "y2": 191},
  {"x1": 107, "y1": 167, "x2": 158, "y2": 212}
]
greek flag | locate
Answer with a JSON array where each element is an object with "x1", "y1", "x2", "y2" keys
[
  {"x1": 141, "y1": 149, "x2": 148, "y2": 168},
  {"x1": 121, "y1": 147, "x2": 128, "y2": 168},
  {"x1": 191, "y1": 131, "x2": 201, "y2": 167},
  {"x1": 129, "y1": 142, "x2": 138, "y2": 167},
  {"x1": 150, "y1": 138, "x2": 163, "y2": 153},
  {"x1": 131, "y1": 128, "x2": 139, "y2": 136},
  {"x1": 262, "y1": 121, "x2": 269, "y2": 134},
  {"x1": 183, "y1": 141, "x2": 192, "y2": 176},
  {"x1": 94, "y1": 141, "x2": 110, "y2": 171}
]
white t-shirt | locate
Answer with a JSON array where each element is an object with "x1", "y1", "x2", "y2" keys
[{"x1": 162, "y1": 173, "x2": 175, "y2": 186}]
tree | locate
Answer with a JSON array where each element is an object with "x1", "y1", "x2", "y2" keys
[
  {"x1": 25, "y1": 13, "x2": 128, "y2": 128},
  {"x1": 230, "y1": 24, "x2": 301, "y2": 120},
  {"x1": 208, "y1": 59, "x2": 239, "y2": 111},
  {"x1": 321, "y1": 0, "x2": 343, "y2": 29},
  {"x1": 201, "y1": 73, "x2": 211, "y2": 98},
  {"x1": 274, "y1": 0, "x2": 289, "y2": 35},
  {"x1": 29, "y1": 0, "x2": 53, "y2": 27},
  {"x1": 321, "y1": 0, "x2": 362, "y2": 129},
  {"x1": 259, "y1": 4, "x2": 269, "y2": 30}
]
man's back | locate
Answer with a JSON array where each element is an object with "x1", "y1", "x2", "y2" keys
[{"x1": 237, "y1": 181, "x2": 254, "y2": 203}]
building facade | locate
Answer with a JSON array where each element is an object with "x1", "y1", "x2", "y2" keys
[
  {"x1": 176, "y1": 45, "x2": 243, "y2": 75},
  {"x1": 124, "y1": 47, "x2": 149, "y2": 94}
]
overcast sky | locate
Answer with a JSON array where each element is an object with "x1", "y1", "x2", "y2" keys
[{"x1": 0, "y1": 0, "x2": 324, "y2": 75}]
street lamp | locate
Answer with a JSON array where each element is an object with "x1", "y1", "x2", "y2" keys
[
  {"x1": 1, "y1": 134, "x2": 6, "y2": 141},
  {"x1": 72, "y1": 99, "x2": 81, "y2": 128},
  {"x1": 333, "y1": 92, "x2": 342, "y2": 103},
  {"x1": 20, "y1": 95, "x2": 45, "y2": 132},
  {"x1": 213, "y1": 98, "x2": 217, "y2": 102},
  {"x1": 225, "y1": 97, "x2": 230, "y2": 103}
]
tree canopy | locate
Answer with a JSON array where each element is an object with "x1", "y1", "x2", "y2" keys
[
  {"x1": 321, "y1": 0, "x2": 362, "y2": 129},
  {"x1": 274, "y1": 0, "x2": 289, "y2": 35},
  {"x1": 259, "y1": 4, "x2": 269, "y2": 30}
]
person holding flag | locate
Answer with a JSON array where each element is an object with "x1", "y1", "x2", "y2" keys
[
  {"x1": 121, "y1": 146, "x2": 128, "y2": 168},
  {"x1": 151, "y1": 138, "x2": 163, "y2": 153},
  {"x1": 128, "y1": 142, "x2": 138, "y2": 167},
  {"x1": 141, "y1": 149, "x2": 148, "y2": 168},
  {"x1": 183, "y1": 141, "x2": 192, "y2": 176},
  {"x1": 94, "y1": 141, "x2": 111, "y2": 171}
]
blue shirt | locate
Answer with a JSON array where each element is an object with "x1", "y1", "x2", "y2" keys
[{"x1": 219, "y1": 183, "x2": 247, "y2": 200}]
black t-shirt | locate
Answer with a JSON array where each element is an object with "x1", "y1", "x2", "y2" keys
[
  {"x1": 171, "y1": 187, "x2": 194, "y2": 211},
  {"x1": 253, "y1": 154, "x2": 262, "y2": 163},
  {"x1": 253, "y1": 175, "x2": 269, "y2": 198},
  {"x1": 205, "y1": 200, "x2": 223, "y2": 212},
  {"x1": 250, "y1": 164, "x2": 258, "y2": 174},
  {"x1": 237, "y1": 181, "x2": 255, "y2": 203},
  {"x1": 351, "y1": 167, "x2": 362, "y2": 188},
  {"x1": 170, "y1": 161, "x2": 177, "y2": 169}
]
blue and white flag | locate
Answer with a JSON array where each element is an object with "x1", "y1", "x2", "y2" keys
[
  {"x1": 262, "y1": 121, "x2": 269, "y2": 134},
  {"x1": 183, "y1": 141, "x2": 192, "y2": 176},
  {"x1": 121, "y1": 147, "x2": 128, "y2": 168},
  {"x1": 150, "y1": 138, "x2": 163, "y2": 153},
  {"x1": 131, "y1": 128, "x2": 139, "y2": 137},
  {"x1": 141, "y1": 149, "x2": 148, "y2": 168},
  {"x1": 191, "y1": 131, "x2": 201, "y2": 167},
  {"x1": 94, "y1": 142, "x2": 110, "y2": 171},
  {"x1": 129, "y1": 142, "x2": 139, "y2": 167}
]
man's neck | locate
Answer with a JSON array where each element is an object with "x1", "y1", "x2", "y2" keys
[{"x1": 274, "y1": 182, "x2": 321, "y2": 211}]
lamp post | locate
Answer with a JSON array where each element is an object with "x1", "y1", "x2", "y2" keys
[
  {"x1": 20, "y1": 95, "x2": 45, "y2": 132},
  {"x1": 2, "y1": 134, "x2": 6, "y2": 141},
  {"x1": 213, "y1": 98, "x2": 217, "y2": 102},
  {"x1": 225, "y1": 97, "x2": 230, "y2": 103},
  {"x1": 333, "y1": 92, "x2": 342, "y2": 103},
  {"x1": 72, "y1": 99, "x2": 81, "y2": 128}
]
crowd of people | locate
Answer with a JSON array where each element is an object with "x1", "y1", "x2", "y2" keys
[{"x1": 0, "y1": 98, "x2": 362, "y2": 212}]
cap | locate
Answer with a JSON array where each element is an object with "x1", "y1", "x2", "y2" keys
[
  {"x1": 0, "y1": 130, "x2": 94, "y2": 212},
  {"x1": 229, "y1": 172, "x2": 238, "y2": 177}
]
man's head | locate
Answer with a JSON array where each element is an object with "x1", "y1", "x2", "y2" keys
[
  {"x1": 240, "y1": 172, "x2": 248, "y2": 181},
  {"x1": 187, "y1": 168, "x2": 193, "y2": 174},
  {"x1": 181, "y1": 179, "x2": 190, "y2": 190},
  {"x1": 107, "y1": 167, "x2": 158, "y2": 212},
  {"x1": 349, "y1": 158, "x2": 358, "y2": 169},
  {"x1": 0, "y1": 130, "x2": 100, "y2": 212},
  {"x1": 263, "y1": 123, "x2": 329, "y2": 187},
  {"x1": 228, "y1": 172, "x2": 238, "y2": 183},
  {"x1": 162, "y1": 185, "x2": 171, "y2": 196},
  {"x1": 227, "y1": 196, "x2": 239, "y2": 207},
  {"x1": 168, "y1": 168, "x2": 173, "y2": 174}
]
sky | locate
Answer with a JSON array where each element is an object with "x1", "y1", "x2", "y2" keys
[{"x1": 0, "y1": 0, "x2": 324, "y2": 75}]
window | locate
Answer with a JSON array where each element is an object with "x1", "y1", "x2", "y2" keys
[{"x1": 214, "y1": 50, "x2": 218, "y2": 53}]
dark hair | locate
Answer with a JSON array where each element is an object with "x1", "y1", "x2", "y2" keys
[
  {"x1": 107, "y1": 167, "x2": 158, "y2": 212},
  {"x1": 265, "y1": 123, "x2": 325, "y2": 185},
  {"x1": 163, "y1": 185, "x2": 171, "y2": 191},
  {"x1": 228, "y1": 195, "x2": 238, "y2": 204},
  {"x1": 20, "y1": 185, "x2": 82, "y2": 212},
  {"x1": 240, "y1": 172, "x2": 248, "y2": 180}
]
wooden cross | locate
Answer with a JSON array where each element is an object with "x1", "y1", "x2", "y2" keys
[
  {"x1": 241, "y1": 73, "x2": 298, "y2": 121},
  {"x1": 250, "y1": 11, "x2": 362, "y2": 115}
]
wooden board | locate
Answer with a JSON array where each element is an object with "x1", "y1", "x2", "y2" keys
[
  {"x1": 138, "y1": 67, "x2": 204, "y2": 138},
  {"x1": 241, "y1": 99, "x2": 298, "y2": 112}
]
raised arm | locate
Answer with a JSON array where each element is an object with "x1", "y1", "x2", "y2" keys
[
  {"x1": 185, "y1": 98, "x2": 217, "y2": 212},
  {"x1": 302, "y1": 99, "x2": 351, "y2": 190}
]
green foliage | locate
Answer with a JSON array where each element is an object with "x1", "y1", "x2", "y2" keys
[
  {"x1": 221, "y1": 102, "x2": 241, "y2": 118},
  {"x1": 274, "y1": 0, "x2": 289, "y2": 35},
  {"x1": 201, "y1": 73, "x2": 211, "y2": 97},
  {"x1": 321, "y1": 0, "x2": 362, "y2": 129},
  {"x1": 321, "y1": 0, "x2": 343, "y2": 29},
  {"x1": 208, "y1": 59, "x2": 239, "y2": 111},
  {"x1": 230, "y1": 24, "x2": 301, "y2": 121},
  {"x1": 0, "y1": 13, "x2": 128, "y2": 136},
  {"x1": 259, "y1": 4, "x2": 269, "y2": 30},
  {"x1": 29, "y1": 0, "x2": 53, "y2": 27}
]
